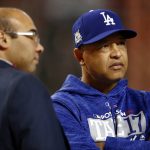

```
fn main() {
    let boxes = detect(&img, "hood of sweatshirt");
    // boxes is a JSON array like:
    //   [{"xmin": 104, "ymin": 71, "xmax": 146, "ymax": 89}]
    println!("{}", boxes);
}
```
[{"xmin": 56, "ymin": 74, "xmax": 127, "ymax": 97}]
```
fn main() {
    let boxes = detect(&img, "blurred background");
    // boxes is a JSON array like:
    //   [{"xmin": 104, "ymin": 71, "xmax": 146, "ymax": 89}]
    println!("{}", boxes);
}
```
[{"xmin": 0, "ymin": 0, "xmax": 150, "ymax": 94}]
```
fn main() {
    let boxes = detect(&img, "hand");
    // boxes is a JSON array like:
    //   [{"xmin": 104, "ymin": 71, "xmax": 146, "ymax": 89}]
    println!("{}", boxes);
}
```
[{"xmin": 96, "ymin": 141, "xmax": 105, "ymax": 150}]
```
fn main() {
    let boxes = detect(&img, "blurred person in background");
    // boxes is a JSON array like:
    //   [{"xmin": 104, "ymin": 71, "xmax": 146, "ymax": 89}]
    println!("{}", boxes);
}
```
[
  {"xmin": 0, "ymin": 7, "xmax": 69, "ymax": 150},
  {"xmin": 52, "ymin": 9, "xmax": 150, "ymax": 150}
]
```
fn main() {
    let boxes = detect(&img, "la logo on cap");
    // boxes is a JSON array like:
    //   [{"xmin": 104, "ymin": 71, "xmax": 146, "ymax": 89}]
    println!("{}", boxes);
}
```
[{"xmin": 100, "ymin": 12, "xmax": 116, "ymax": 26}]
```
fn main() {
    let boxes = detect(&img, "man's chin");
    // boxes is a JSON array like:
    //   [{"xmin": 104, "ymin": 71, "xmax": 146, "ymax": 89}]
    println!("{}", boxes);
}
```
[
  {"xmin": 108, "ymin": 77, "xmax": 124, "ymax": 85},
  {"xmin": 24, "ymin": 65, "xmax": 37, "ymax": 73}
]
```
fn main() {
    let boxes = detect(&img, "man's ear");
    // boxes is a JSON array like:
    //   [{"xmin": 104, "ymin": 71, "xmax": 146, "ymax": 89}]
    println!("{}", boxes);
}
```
[
  {"xmin": 74, "ymin": 48, "xmax": 83, "ymax": 62},
  {"xmin": 73, "ymin": 48, "xmax": 85, "ymax": 66},
  {"xmin": 0, "ymin": 31, "xmax": 9, "ymax": 50}
]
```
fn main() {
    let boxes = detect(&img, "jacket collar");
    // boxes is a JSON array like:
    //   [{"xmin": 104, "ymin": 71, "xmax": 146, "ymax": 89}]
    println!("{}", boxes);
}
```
[{"xmin": 0, "ymin": 60, "xmax": 13, "ymax": 68}]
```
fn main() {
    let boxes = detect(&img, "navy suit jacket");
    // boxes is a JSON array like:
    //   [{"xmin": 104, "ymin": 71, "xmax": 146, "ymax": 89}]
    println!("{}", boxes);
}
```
[{"xmin": 0, "ymin": 60, "xmax": 68, "ymax": 150}]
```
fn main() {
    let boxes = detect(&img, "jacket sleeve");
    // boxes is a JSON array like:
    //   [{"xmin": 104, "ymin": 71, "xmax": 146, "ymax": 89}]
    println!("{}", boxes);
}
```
[
  {"xmin": 104, "ymin": 92, "xmax": 150, "ymax": 150},
  {"xmin": 8, "ymin": 74, "xmax": 68, "ymax": 150},
  {"xmin": 53, "ymin": 100, "xmax": 100, "ymax": 150},
  {"xmin": 105, "ymin": 137, "xmax": 150, "ymax": 150}
]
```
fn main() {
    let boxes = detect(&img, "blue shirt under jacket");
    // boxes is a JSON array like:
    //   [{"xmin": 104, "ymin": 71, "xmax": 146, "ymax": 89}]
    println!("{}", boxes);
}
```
[{"xmin": 51, "ymin": 74, "xmax": 150, "ymax": 150}]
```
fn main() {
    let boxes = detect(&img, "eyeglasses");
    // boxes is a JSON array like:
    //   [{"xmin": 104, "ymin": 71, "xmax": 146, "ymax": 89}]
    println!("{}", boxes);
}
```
[{"xmin": 5, "ymin": 30, "xmax": 40, "ymax": 45}]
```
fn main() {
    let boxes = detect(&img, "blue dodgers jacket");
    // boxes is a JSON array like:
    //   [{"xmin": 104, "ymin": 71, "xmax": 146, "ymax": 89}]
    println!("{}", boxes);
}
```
[{"xmin": 52, "ymin": 74, "xmax": 150, "ymax": 150}]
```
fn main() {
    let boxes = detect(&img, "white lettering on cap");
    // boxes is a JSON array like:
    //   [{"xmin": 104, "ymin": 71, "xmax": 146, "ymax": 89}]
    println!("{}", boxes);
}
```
[{"xmin": 100, "ymin": 12, "xmax": 116, "ymax": 26}]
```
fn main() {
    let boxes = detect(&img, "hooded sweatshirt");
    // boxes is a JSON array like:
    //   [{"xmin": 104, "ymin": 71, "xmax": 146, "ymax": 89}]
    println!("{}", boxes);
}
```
[{"xmin": 51, "ymin": 74, "xmax": 150, "ymax": 150}]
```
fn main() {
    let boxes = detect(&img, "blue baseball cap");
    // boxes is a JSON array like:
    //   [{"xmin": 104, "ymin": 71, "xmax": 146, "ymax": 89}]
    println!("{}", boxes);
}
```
[{"xmin": 72, "ymin": 9, "xmax": 137, "ymax": 48}]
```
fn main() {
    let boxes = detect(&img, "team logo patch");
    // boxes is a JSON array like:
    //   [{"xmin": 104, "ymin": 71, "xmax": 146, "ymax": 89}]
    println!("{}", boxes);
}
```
[{"xmin": 74, "ymin": 29, "xmax": 82, "ymax": 44}]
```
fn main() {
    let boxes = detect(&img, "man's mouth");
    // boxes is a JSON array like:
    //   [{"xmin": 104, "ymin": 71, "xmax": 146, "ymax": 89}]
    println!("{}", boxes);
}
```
[{"xmin": 109, "ymin": 62, "xmax": 124, "ymax": 70}]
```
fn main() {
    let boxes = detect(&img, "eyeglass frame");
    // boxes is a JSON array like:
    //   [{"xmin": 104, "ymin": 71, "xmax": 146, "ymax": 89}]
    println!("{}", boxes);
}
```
[{"xmin": 5, "ymin": 30, "xmax": 40, "ymax": 45}]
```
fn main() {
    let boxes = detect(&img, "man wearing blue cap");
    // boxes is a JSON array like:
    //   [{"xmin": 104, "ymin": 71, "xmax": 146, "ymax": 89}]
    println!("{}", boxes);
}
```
[{"xmin": 52, "ymin": 9, "xmax": 150, "ymax": 150}]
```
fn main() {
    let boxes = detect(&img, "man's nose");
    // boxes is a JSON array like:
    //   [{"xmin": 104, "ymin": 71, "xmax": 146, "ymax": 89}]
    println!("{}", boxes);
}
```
[
  {"xmin": 36, "ymin": 43, "xmax": 44, "ymax": 53},
  {"xmin": 110, "ymin": 43, "xmax": 121, "ymax": 58}
]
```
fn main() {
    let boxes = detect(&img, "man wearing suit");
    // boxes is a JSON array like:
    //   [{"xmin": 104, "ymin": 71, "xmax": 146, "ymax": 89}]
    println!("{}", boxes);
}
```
[{"xmin": 0, "ymin": 7, "xmax": 68, "ymax": 150}]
